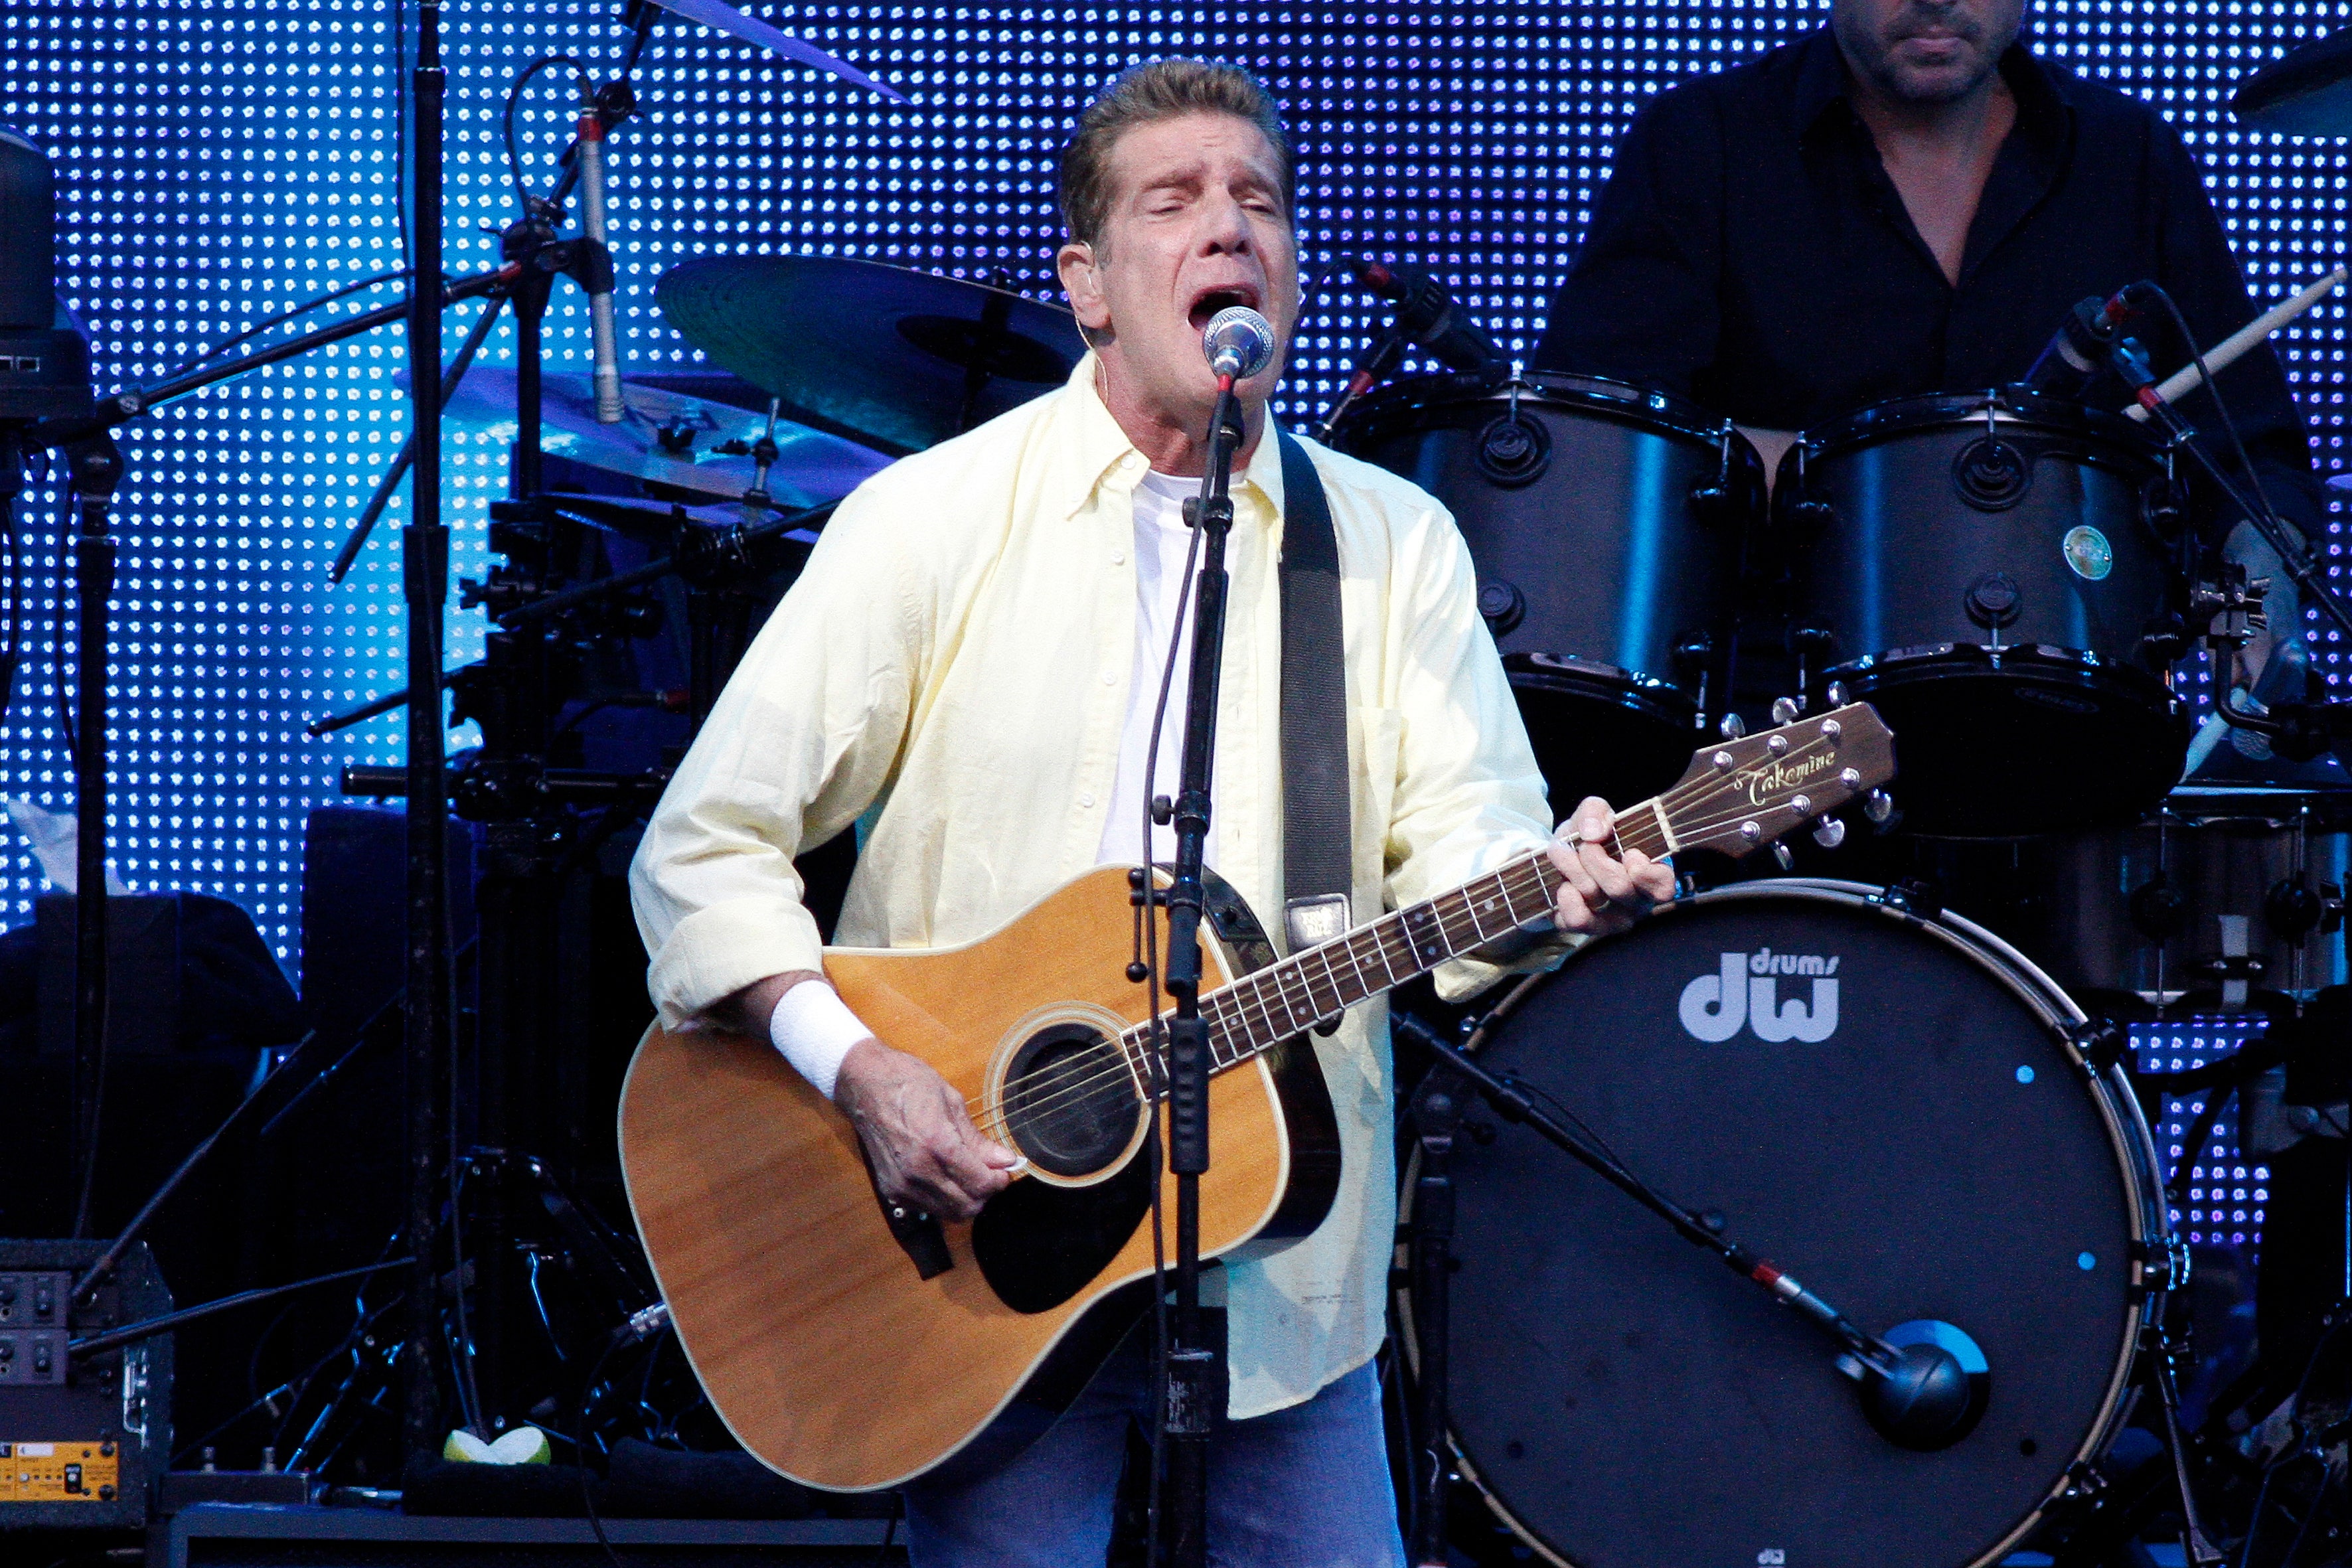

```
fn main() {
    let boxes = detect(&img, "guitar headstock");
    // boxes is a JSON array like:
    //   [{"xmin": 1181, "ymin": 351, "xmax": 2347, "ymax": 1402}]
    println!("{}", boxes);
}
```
[{"xmin": 1659, "ymin": 703, "xmax": 1897, "ymax": 858}]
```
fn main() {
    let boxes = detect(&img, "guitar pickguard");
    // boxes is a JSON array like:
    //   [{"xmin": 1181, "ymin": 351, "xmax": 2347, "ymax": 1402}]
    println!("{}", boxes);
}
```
[{"xmin": 971, "ymin": 1148, "xmax": 1155, "ymax": 1314}]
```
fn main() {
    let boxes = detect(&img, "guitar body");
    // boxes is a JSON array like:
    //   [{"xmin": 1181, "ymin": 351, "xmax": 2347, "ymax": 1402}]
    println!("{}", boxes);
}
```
[{"xmin": 618, "ymin": 864, "xmax": 1342, "ymax": 1492}]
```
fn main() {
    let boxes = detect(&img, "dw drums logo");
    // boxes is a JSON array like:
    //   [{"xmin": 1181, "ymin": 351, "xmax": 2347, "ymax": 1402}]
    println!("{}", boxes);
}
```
[{"xmin": 1678, "ymin": 949, "xmax": 1840, "ymax": 1044}]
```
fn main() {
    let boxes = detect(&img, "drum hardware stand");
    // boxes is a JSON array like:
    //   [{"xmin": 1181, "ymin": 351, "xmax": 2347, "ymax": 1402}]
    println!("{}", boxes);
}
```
[
  {"xmin": 2100, "ymin": 304, "xmax": 2352, "ymax": 648},
  {"xmin": 1312, "ymin": 316, "xmax": 1411, "ymax": 441},
  {"xmin": 2142, "ymin": 1308, "xmax": 2230, "ymax": 1567},
  {"xmin": 1401, "ymin": 1038, "xmax": 1475, "ymax": 1568},
  {"xmin": 1389, "ymin": 1010, "xmax": 1982, "ymax": 1452},
  {"xmin": 331, "ymin": 0, "xmax": 663, "ymax": 584}
]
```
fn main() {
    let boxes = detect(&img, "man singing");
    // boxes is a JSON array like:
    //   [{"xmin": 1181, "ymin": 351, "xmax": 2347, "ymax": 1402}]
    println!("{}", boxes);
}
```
[
  {"xmin": 1537, "ymin": 0, "xmax": 2325, "ymax": 757},
  {"xmin": 631, "ymin": 58, "xmax": 1672, "ymax": 1566}
]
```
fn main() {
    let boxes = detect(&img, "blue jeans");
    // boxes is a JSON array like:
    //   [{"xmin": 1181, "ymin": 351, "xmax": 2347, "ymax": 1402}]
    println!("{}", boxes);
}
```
[{"xmin": 901, "ymin": 1330, "xmax": 1407, "ymax": 1568}]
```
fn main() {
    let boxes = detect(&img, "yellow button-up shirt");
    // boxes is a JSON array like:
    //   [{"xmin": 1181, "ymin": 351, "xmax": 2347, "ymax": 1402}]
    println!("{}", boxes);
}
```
[{"xmin": 630, "ymin": 354, "xmax": 1557, "ymax": 1418}]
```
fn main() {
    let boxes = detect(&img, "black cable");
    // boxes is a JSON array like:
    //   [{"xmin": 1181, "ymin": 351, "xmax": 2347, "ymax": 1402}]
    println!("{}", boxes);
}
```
[
  {"xmin": 573, "ymin": 1328, "xmax": 651, "ymax": 1568},
  {"xmin": 2132, "ymin": 279, "xmax": 2287, "ymax": 542},
  {"xmin": 505, "ymin": 54, "xmax": 593, "ymax": 209},
  {"xmin": 156, "ymin": 270, "xmax": 414, "ymax": 385},
  {"xmin": 50, "ymin": 483, "xmax": 74, "ymax": 763},
  {"xmin": 872, "ymin": 1514, "xmax": 898, "ymax": 1565},
  {"xmin": 391, "ymin": 0, "xmax": 410, "ymax": 274},
  {"xmin": 1, "ymin": 468, "xmax": 21, "ymax": 731},
  {"xmin": 444, "ymin": 1157, "xmax": 485, "ymax": 1438}
]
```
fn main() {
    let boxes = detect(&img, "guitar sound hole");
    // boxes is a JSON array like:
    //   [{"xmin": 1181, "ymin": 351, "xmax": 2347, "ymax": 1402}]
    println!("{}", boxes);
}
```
[{"xmin": 1002, "ymin": 1023, "xmax": 1143, "ymax": 1178}]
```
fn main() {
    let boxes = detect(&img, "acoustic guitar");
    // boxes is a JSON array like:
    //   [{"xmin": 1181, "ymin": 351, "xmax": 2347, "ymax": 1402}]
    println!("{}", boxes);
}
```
[{"xmin": 618, "ymin": 703, "xmax": 1896, "ymax": 1490}]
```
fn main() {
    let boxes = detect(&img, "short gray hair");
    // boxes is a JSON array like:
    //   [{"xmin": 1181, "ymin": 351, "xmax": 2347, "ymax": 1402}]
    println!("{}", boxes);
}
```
[{"xmin": 1058, "ymin": 59, "xmax": 1295, "ymax": 248}]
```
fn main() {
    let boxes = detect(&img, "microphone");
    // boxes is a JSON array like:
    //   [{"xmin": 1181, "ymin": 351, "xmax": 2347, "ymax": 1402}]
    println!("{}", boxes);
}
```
[
  {"xmin": 574, "ymin": 109, "xmax": 625, "ymax": 424},
  {"xmin": 1352, "ymin": 260, "xmax": 1504, "ymax": 373},
  {"xmin": 1202, "ymin": 305, "xmax": 1277, "ymax": 381},
  {"xmin": 2022, "ymin": 285, "xmax": 2136, "ymax": 398}
]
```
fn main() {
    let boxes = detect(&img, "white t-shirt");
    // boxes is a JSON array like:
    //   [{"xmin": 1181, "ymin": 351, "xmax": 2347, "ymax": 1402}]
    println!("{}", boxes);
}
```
[{"xmin": 1095, "ymin": 467, "xmax": 1218, "ymax": 871}]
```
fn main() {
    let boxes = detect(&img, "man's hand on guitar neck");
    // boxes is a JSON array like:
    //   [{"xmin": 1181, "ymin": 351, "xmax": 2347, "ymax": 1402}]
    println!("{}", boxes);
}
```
[
  {"xmin": 721, "ymin": 972, "xmax": 1020, "ymax": 1223},
  {"xmin": 1547, "ymin": 795, "xmax": 1676, "ymax": 937}
]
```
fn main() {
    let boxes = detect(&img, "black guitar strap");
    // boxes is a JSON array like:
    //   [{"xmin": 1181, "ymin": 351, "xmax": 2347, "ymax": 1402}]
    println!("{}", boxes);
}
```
[{"xmin": 1275, "ymin": 430, "xmax": 1353, "ymax": 958}]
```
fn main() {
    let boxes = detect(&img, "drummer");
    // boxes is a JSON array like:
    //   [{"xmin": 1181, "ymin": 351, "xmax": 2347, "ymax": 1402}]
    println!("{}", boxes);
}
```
[{"xmin": 1534, "ymin": 0, "xmax": 2325, "ymax": 752}]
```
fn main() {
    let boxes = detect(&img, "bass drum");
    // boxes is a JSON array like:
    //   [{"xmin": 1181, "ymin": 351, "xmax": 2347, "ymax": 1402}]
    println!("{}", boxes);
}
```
[
  {"xmin": 1775, "ymin": 388, "xmax": 2187, "ymax": 836},
  {"xmin": 1331, "ymin": 370, "xmax": 1761, "ymax": 807},
  {"xmin": 1408, "ymin": 880, "xmax": 2169, "ymax": 1568}
]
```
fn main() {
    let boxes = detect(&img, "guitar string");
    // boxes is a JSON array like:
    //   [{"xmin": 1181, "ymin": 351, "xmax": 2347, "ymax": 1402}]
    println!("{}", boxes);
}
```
[
  {"xmin": 980, "ymin": 757, "xmax": 1863, "ymax": 1137},
  {"xmin": 973, "ymin": 732, "xmax": 1872, "ymax": 1133},
  {"xmin": 975, "ymin": 737, "xmax": 1872, "ymax": 1136}
]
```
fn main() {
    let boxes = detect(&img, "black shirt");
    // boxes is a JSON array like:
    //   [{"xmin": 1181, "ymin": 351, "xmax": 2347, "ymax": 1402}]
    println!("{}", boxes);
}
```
[{"xmin": 1534, "ymin": 25, "xmax": 2323, "ymax": 540}]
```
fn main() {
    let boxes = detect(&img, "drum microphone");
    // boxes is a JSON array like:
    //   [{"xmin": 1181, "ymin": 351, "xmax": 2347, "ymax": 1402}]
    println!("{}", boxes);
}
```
[
  {"xmin": 1201, "ymin": 304, "xmax": 1277, "ymax": 381},
  {"xmin": 2021, "ymin": 285, "xmax": 2138, "ymax": 397},
  {"xmin": 1352, "ymin": 259, "xmax": 1505, "ymax": 373},
  {"xmin": 574, "ymin": 108, "xmax": 625, "ymax": 424}
]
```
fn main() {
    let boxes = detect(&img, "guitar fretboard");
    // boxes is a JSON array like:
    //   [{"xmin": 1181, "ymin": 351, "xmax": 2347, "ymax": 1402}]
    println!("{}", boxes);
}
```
[{"xmin": 1124, "ymin": 807, "xmax": 1676, "ymax": 1079}]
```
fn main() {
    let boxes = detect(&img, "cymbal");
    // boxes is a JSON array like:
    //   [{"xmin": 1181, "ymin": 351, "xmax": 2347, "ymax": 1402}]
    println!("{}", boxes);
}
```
[
  {"xmin": 2233, "ymin": 27, "xmax": 2352, "ymax": 136},
  {"xmin": 428, "ymin": 366, "xmax": 893, "ymax": 505},
  {"xmin": 542, "ymin": 491, "xmax": 815, "ymax": 545},
  {"xmin": 655, "ymin": 256, "xmax": 1087, "ymax": 454}
]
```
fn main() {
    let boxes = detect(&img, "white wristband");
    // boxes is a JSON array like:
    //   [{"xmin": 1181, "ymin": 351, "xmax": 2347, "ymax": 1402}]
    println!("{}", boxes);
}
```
[{"xmin": 768, "ymin": 980, "xmax": 874, "ymax": 1102}]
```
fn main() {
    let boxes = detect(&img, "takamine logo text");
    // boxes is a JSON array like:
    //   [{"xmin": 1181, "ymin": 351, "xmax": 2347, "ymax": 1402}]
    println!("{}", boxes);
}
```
[{"xmin": 1678, "ymin": 949, "xmax": 1840, "ymax": 1044}]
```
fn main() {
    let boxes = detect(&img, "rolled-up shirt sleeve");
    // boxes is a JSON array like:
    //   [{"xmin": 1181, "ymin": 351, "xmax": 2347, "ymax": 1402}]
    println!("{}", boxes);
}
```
[{"xmin": 629, "ymin": 483, "xmax": 921, "ymax": 1028}]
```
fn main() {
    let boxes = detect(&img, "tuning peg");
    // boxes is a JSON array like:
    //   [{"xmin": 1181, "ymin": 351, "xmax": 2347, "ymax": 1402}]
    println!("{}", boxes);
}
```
[
  {"xmin": 1863, "ymin": 789, "xmax": 1895, "ymax": 824},
  {"xmin": 1812, "ymin": 817, "xmax": 1847, "ymax": 849},
  {"xmin": 1826, "ymin": 680, "xmax": 1849, "ymax": 707},
  {"xmin": 1717, "ymin": 712, "xmax": 1747, "ymax": 740},
  {"xmin": 1770, "ymin": 696, "xmax": 1801, "ymax": 726},
  {"xmin": 1772, "ymin": 842, "xmax": 1795, "ymax": 871}
]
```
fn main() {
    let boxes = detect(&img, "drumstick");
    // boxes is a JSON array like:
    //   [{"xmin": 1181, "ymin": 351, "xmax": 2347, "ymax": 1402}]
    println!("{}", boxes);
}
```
[{"xmin": 2124, "ymin": 264, "xmax": 2347, "ymax": 420}]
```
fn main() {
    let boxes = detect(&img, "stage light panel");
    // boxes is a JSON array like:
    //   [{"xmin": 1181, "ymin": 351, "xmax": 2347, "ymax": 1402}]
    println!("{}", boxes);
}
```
[{"xmin": 0, "ymin": 0, "xmax": 2348, "ymax": 1241}]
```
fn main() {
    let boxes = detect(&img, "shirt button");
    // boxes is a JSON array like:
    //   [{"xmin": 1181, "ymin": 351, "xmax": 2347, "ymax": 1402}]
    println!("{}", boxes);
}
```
[
  {"xmin": 1121, "ymin": 454, "xmax": 1141, "ymax": 471},
  {"xmin": 1101, "ymin": 671, "xmax": 1117, "ymax": 686},
  {"xmin": 1110, "ymin": 549, "xmax": 1126, "ymax": 565},
  {"xmin": 1079, "ymin": 793, "xmax": 1096, "ymax": 808}
]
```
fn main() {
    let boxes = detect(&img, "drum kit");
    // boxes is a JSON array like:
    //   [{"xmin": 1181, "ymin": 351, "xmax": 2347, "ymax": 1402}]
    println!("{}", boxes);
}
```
[{"xmin": 1328, "ymin": 357, "xmax": 2291, "ymax": 1568}]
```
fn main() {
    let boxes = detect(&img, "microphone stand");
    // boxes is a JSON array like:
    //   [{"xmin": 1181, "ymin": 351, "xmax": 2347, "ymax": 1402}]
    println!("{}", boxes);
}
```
[{"xmin": 1157, "ymin": 372, "xmax": 1247, "ymax": 1568}]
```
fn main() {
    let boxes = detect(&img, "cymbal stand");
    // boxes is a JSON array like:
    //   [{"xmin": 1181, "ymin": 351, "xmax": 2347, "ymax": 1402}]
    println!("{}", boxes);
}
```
[
  {"xmin": 402, "ymin": 0, "xmax": 451, "ymax": 1460},
  {"xmin": 59, "ymin": 430, "xmax": 122, "ymax": 1241}
]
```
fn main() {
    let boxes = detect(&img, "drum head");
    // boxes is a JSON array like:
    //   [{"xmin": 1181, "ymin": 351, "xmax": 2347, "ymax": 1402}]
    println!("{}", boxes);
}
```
[{"xmin": 1439, "ymin": 884, "xmax": 2152, "ymax": 1568}]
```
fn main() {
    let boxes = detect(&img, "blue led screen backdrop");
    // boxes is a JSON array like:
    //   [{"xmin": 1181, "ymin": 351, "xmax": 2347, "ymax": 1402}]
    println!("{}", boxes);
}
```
[{"xmin": 2, "ymin": 0, "xmax": 2347, "ymax": 1253}]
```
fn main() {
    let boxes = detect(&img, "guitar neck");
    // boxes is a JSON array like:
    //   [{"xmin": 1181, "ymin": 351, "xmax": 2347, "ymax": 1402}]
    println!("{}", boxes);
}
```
[{"xmin": 1125, "ymin": 805, "xmax": 1674, "ymax": 1077}]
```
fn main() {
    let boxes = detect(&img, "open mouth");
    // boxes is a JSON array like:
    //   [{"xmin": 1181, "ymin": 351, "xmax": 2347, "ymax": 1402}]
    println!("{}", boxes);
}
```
[{"xmin": 1187, "ymin": 285, "xmax": 1260, "ymax": 331}]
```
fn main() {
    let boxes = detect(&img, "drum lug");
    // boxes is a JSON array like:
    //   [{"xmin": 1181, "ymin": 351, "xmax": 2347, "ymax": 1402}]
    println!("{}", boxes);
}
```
[
  {"xmin": 1867, "ymin": 878, "xmax": 1940, "ymax": 920},
  {"xmin": 2322, "ymin": 882, "xmax": 2345, "ymax": 937},
  {"xmin": 2128, "ymin": 1233, "xmax": 2193, "ymax": 1296},
  {"xmin": 2064, "ymin": 1017, "xmax": 2129, "ymax": 1074},
  {"xmin": 2059, "ymin": 1457, "xmax": 2113, "ymax": 1503}
]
